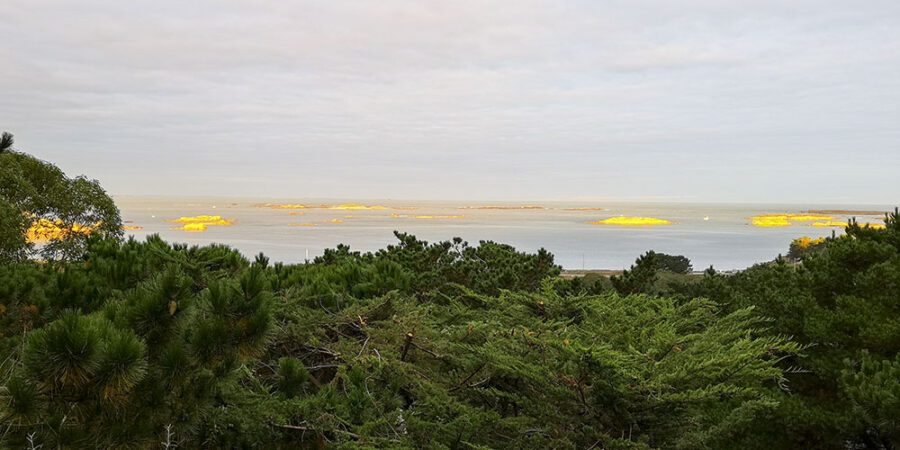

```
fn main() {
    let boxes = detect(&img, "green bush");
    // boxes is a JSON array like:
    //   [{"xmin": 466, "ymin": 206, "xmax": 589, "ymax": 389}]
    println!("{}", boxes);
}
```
[{"xmin": 668, "ymin": 210, "xmax": 900, "ymax": 449}]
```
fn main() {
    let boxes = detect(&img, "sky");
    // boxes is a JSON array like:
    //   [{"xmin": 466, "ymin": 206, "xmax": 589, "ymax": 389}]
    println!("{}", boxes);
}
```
[{"xmin": 2, "ymin": 1, "xmax": 899, "ymax": 204}]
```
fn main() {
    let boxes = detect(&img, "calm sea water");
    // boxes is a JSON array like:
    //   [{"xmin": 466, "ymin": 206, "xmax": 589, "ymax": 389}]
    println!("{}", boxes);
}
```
[{"xmin": 115, "ymin": 197, "xmax": 892, "ymax": 271}]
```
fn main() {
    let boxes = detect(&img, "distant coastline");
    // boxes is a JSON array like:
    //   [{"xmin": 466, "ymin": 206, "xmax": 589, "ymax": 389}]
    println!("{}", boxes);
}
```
[{"xmin": 807, "ymin": 209, "xmax": 887, "ymax": 215}]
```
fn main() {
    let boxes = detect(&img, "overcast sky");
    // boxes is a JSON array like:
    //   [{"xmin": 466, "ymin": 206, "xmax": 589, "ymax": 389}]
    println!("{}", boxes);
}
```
[{"xmin": 2, "ymin": 1, "xmax": 898, "ymax": 203}]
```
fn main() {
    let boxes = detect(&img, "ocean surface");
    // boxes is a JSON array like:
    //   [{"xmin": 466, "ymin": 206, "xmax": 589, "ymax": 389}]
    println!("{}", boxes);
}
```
[{"xmin": 115, "ymin": 197, "xmax": 892, "ymax": 271}]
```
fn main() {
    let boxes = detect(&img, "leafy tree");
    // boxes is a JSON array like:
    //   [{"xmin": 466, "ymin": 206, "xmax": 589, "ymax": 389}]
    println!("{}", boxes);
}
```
[
  {"xmin": 787, "ymin": 236, "xmax": 827, "ymax": 261},
  {"xmin": 0, "ymin": 198, "xmax": 28, "ymax": 262},
  {"xmin": 0, "ymin": 131, "xmax": 122, "ymax": 261},
  {"xmin": 655, "ymin": 252, "xmax": 692, "ymax": 274}
]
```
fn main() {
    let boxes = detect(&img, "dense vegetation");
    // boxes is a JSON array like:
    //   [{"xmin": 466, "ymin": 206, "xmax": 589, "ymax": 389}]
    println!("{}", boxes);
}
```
[
  {"xmin": 0, "ymin": 136, "xmax": 897, "ymax": 448},
  {"xmin": 3, "ymin": 216, "xmax": 895, "ymax": 449},
  {"xmin": 665, "ymin": 214, "xmax": 900, "ymax": 449},
  {"xmin": 786, "ymin": 235, "xmax": 828, "ymax": 261},
  {"xmin": 1, "ymin": 233, "xmax": 801, "ymax": 449}
]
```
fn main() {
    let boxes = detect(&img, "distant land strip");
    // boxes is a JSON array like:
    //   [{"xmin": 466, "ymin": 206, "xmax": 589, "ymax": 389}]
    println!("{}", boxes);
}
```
[
  {"xmin": 457, "ymin": 206, "xmax": 545, "ymax": 210},
  {"xmin": 808, "ymin": 209, "xmax": 886, "ymax": 215}
]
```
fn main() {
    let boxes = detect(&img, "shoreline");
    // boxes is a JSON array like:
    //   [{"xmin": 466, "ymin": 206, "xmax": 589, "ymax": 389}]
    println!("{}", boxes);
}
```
[{"xmin": 561, "ymin": 269, "xmax": 739, "ymax": 278}]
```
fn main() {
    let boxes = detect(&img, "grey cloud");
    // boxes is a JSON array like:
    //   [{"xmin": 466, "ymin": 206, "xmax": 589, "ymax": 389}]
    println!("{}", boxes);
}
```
[{"xmin": 1, "ymin": 0, "xmax": 899, "ymax": 203}]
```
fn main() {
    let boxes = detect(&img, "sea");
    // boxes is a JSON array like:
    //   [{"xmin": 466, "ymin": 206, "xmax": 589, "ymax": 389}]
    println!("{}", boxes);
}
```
[{"xmin": 115, "ymin": 197, "xmax": 893, "ymax": 271}]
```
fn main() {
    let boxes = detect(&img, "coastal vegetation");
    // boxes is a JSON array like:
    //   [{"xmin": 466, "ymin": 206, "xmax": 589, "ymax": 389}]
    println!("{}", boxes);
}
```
[
  {"xmin": 2, "ymin": 212, "xmax": 897, "ymax": 449},
  {"xmin": 1, "ymin": 137, "xmax": 898, "ymax": 449},
  {"xmin": 787, "ymin": 236, "xmax": 827, "ymax": 260},
  {"xmin": 1, "ymin": 231, "xmax": 801, "ymax": 449}
]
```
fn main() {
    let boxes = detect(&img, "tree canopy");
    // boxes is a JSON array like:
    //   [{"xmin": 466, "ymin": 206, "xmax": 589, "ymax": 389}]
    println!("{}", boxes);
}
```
[
  {"xmin": 655, "ymin": 252, "xmax": 692, "ymax": 274},
  {"xmin": 0, "ymin": 132, "xmax": 122, "ymax": 260}
]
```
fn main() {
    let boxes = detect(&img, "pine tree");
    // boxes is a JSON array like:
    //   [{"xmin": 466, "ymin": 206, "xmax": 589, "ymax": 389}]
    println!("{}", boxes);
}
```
[
  {"xmin": 0, "ymin": 131, "xmax": 13, "ymax": 154},
  {"xmin": 0, "ymin": 261, "xmax": 272, "ymax": 448},
  {"xmin": 611, "ymin": 251, "xmax": 659, "ymax": 295}
]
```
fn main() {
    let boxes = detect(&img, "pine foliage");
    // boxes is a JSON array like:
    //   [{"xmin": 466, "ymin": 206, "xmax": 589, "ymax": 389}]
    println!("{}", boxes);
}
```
[
  {"xmin": 0, "ymin": 233, "xmax": 799, "ymax": 449},
  {"xmin": 669, "ymin": 209, "xmax": 900, "ymax": 448},
  {"xmin": 611, "ymin": 251, "xmax": 660, "ymax": 295},
  {"xmin": 0, "ymin": 239, "xmax": 270, "ymax": 448}
]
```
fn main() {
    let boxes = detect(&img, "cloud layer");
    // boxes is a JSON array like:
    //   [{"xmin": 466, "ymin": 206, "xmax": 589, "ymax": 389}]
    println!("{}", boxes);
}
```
[{"xmin": 2, "ymin": 0, "xmax": 899, "ymax": 203}]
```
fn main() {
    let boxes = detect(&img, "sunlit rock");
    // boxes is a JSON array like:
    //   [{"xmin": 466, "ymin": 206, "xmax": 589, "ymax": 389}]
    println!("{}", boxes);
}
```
[
  {"xmin": 588, "ymin": 217, "xmax": 675, "ymax": 226},
  {"xmin": 748, "ymin": 214, "xmax": 833, "ymax": 227},
  {"xmin": 167, "ymin": 215, "xmax": 235, "ymax": 226},
  {"xmin": 166, "ymin": 215, "xmax": 236, "ymax": 232},
  {"xmin": 171, "ymin": 223, "xmax": 207, "ymax": 232},
  {"xmin": 326, "ymin": 203, "xmax": 387, "ymax": 210},
  {"xmin": 810, "ymin": 221, "xmax": 847, "ymax": 228},
  {"xmin": 749, "ymin": 216, "xmax": 793, "ymax": 227}
]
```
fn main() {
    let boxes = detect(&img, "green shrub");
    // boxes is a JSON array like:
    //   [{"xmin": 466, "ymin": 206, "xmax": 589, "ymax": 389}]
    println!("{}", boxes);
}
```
[{"xmin": 669, "ymin": 209, "xmax": 900, "ymax": 449}]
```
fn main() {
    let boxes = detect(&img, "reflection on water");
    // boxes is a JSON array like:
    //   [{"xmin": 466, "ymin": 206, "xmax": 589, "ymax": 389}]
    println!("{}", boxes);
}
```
[{"xmin": 115, "ymin": 197, "xmax": 891, "ymax": 271}]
